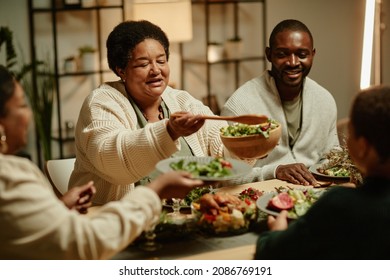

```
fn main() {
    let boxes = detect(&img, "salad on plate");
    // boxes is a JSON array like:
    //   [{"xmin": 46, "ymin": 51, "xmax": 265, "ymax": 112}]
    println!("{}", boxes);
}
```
[
  {"xmin": 257, "ymin": 188, "xmax": 325, "ymax": 219},
  {"xmin": 169, "ymin": 157, "xmax": 233, "ymax": 178}
]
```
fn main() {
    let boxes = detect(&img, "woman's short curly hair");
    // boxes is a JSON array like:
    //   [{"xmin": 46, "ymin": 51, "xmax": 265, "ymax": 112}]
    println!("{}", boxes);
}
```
[
  {"xmin": 106, "ymin": 20, "xmax": 170, "ymax": 77},
  {"xmin": 351, "ymin": 85, "xmax": 390, "ymax": 163}
]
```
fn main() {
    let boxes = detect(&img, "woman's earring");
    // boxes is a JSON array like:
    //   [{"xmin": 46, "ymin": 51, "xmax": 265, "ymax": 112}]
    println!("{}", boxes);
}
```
[{"xmin": 0, "ymin": 127, "xmax": 8, "ymax": 154}]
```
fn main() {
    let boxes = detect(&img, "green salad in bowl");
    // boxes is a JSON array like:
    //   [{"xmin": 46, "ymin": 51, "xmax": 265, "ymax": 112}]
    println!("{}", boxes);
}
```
[{"xmin": 220, "ymin": 120, "xmax": 282, "ymax": 159}]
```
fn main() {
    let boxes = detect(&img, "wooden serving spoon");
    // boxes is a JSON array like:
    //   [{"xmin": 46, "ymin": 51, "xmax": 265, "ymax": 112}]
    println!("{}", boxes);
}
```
[{"xmin": 171, "ymin": 112, "xmax": 269, "ymax": 125}]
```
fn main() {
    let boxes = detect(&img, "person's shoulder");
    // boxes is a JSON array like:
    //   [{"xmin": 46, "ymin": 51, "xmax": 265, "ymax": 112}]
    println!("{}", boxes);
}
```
[
  {"xmin": 163, "ymin": 86, "xmax": 187, "ymax": 96},
  {"xmin": 304, "ymin": 77, "xmax": 333, "ymax": 95},
  {"xmin": 238, "ymin": 74, "xmax": 266, "ymax": 90},
  {"xmin": 163, "ymin": 86, "xmax": 198, "ymax": 102},
  {"xmin": 82, "ymin": 81, "xmax": 129, "ymax": 107},
  {"xmin": 0, "ymin": 154, "xmax": 41, "ymax": 180},
  {"xmin": 227, "ymin": 74, "xmax": 267, "ymax": 101},
  {"xmin": 316, "ymin": 186, "xmax": 357, "ymax": 204},
  {"xmin": 304, "ymin": 77, "xmax": 336, "ymax": 103},
  {"xmin": 0, "ymin": 154, "xmax": 33, "ymax": 167}
]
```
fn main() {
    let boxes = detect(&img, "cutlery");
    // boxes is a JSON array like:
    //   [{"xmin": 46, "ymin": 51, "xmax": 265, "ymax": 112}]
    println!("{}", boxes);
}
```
[
  {"xmin": 171, "ymin": 112, "xmax": 269, "ymax": 125},
  {"xmin": 313, "ymin": 181, "xmax": 332, "ymax": 188}
]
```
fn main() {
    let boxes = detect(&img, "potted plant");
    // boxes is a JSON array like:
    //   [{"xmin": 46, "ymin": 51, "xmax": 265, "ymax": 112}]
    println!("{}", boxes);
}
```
[
  {"xmin": 63, "ymin": 55, "xmax": 77, "ymax": 73},
  {"xmin": 78, "ymin": 45, "xmax": 97, "ymax": 71},
  {"xmin": 224, "ymin": 36, "xmax": 242, "ymax": 59}
]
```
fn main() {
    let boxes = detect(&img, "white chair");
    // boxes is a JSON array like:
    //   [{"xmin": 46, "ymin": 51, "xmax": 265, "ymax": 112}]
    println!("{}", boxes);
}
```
[{"xmin": 44, "ymin": 158, "xmax": 76, "ymax": 198}]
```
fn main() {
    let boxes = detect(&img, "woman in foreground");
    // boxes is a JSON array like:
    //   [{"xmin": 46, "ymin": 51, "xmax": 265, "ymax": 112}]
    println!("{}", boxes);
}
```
[
  {"xmin": 255, "ymin": 85, "xmax": 390, "ymax": 259},
  {"xmin": 0, "ymin": 65, "xmax": 204, "ymax": 259}
]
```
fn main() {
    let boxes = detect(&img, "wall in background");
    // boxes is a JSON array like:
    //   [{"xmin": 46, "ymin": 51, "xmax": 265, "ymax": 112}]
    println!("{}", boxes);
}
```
[
  {"xmin": 1, "ymin": 0, "xmax": 389, "ymax": 161},
  {"xmin": 383, "ymin": 0, "xmax": 390, "ymax": 85}
]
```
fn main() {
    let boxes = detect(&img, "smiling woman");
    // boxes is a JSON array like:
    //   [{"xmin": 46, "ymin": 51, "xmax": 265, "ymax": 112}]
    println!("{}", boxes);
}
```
[{"xmin": 68, "ymin": 20, "xmax": 250, "ymax": 205}]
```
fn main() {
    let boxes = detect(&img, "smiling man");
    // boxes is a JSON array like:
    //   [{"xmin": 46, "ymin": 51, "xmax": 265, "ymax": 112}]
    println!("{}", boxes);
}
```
[{"xmin": 221, "ymin": 19, "xmax": 339, "ymax": 186}]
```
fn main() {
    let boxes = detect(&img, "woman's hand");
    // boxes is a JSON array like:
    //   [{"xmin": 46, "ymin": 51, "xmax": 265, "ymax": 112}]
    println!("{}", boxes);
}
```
[
  {"xmin": 148, "ymin": 171, "xmax": 204, "ymax": 199},
  {"xmin": 167, "ymin": 112, "xmax": 205, "ymax": 141},
  {"xmin": 61, "ymin": 181, "xmax": 96, "ymax": 214},
  {"xmin": 267, "ymin": 210, "xmax": 289, "ymax": 231}
]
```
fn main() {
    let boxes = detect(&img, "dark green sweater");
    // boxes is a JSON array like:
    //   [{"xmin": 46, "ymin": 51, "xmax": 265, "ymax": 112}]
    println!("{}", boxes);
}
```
[{"xmin": 255, "ymin": 177, "xmax": 390, "ymax": 259}]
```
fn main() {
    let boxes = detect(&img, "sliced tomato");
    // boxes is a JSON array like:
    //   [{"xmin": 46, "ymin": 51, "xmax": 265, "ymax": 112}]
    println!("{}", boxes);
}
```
[
  {"xmin": 260, "ymin": 123, "xmax": 271, "ymax": 131},
  {"xmin": 220, "ymin": 159, "xmax": 233, "ymax": 168},
  {"xmin": 267, "ymin": 193, "xmax": 294, "ymax": 211},
  {"xmin": 244, "ymin": 198, "xmax": 252, "ymax": 206}
]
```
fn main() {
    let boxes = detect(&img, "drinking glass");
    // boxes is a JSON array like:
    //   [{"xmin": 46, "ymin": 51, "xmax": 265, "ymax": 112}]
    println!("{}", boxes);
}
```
[
  {"xmin": 167, "ymin": 198, "xmax": 186, "ymax": 224},
  {"xmin": 139, "ymin": 217, "xmax": 161, "ymax": 251}
]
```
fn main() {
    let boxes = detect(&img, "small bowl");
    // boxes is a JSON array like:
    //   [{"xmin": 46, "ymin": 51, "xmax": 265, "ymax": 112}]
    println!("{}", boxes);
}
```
[{"xmin": 221, "ymin": 124, "xmax": 282, "ymax": 159}]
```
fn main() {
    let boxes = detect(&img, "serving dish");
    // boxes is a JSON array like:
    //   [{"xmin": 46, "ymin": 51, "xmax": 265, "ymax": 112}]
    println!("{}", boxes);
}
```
[{"xmin": 220, "ymin": 122, "xmax": 281, "ymax": 159}]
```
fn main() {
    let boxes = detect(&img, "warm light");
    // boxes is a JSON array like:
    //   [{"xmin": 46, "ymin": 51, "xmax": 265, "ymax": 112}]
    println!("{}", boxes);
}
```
[
  {"xmin": 133, "ymin": 0, "xmax": 193, "ymax": 43},
  {"xmin": 360, "ymin": 0, "xmax": 376, "ymax": 89}
]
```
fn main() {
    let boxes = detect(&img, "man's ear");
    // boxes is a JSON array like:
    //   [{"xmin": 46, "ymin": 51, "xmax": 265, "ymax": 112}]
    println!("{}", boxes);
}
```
[
  {"xmin": 116, "ymin": 67, "xmax": 125, "ymax": 81},
  {"xmin": 265, "ymin": 47, "xmax": 272, "ymax": 62}
]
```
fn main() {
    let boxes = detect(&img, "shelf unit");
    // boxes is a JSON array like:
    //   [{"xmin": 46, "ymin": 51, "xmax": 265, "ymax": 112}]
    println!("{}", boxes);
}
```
[
  {"xmin": 27, "ymin": 0, "xmax": 124, "ymax": 163},
  {"xmin": 181, "ymin": 0, "xmax": 267, "ymax": 114}
]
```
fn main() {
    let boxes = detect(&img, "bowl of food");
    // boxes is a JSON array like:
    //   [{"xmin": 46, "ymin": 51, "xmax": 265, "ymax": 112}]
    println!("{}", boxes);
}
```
[{"xmin": 220, "ymin": 120, "xmax": 282, "ymax": 159}]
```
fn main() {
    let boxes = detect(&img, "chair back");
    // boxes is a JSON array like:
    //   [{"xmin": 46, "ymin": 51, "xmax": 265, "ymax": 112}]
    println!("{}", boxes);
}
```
[{"xmin": 44, "ymin": 158, "xmax": 76, "ymax": 197}]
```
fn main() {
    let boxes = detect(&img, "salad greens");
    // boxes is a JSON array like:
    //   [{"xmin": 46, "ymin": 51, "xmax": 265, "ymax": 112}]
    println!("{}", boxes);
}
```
[
  {"xmin": 220, "ymin": 120, "xmax": 279, "ymax": 138},
  {"xmin": 320, "ymin": 165, "xmax": 350, "ymax": 177},
  {"xmin": 320, "ymin": 143, "xmax": 362, "ymax": 184},
  {"xmin": 184, "ymin": 186, "xmax": 213, "ymax": 206},
  {"xmin": 285, "ymin": 189, "xmax": 325, "ymax": 219},
  {"xmin": 169, "ymin": 157, "xmax": 233, "ymax": 178}
]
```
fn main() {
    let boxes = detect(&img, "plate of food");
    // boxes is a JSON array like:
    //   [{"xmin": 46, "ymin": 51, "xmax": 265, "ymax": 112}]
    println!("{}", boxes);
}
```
[
  {"xmin": 256, "ymin": 188, "xmax": 325, "ymax": 219},
  {"xmin": 309, "ymin": 163, "xmax": 350, "ymax": 180},
  {"xmin": 156, "ymin": 156, "xmax": 252, "ymax": 181},
  {"xmin": 191, "ymin": 190, "xmax": 260, "ymax": 235}
]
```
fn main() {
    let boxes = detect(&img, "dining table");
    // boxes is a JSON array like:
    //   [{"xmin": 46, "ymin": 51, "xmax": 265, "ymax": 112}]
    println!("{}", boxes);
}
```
[{"xmin": 110, "ymin": 178, "xmax": 336, "ymax": 260}]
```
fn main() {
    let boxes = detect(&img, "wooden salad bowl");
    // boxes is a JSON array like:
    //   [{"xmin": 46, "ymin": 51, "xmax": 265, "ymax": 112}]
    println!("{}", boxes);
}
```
[{"xmin": 221, "ymin": 124, "xmax": 282, "ymax": 159}]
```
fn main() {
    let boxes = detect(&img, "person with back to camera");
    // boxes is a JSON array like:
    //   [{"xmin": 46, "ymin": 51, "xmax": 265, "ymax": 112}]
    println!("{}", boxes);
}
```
[
  {"xmin": 68, "ymin": 20, "xmax": 248, "ymax": 205},
  {"xmin": 0, "ymin": 64, "xmax": 205, "ymax": 259},
  {"xmin": 221, "ymin": 19, "xmax": 339, "ymax": 186},
  {"xmin": 255, "ymin": 85, "xmax": 390, "ymax": 259}
]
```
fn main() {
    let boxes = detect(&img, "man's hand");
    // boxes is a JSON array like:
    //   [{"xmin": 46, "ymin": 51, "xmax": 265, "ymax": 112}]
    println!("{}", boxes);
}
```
[
  {"xmin": 276, "ymin": 163, "xmax": 318, "ymax": 186},
  {"xmin": 267, "ymin": 210, "xmax": 289, "ymax": 231},
  {"xmin": 61, "ymin": 181, "xmax": 96, "ymax": 214}
]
